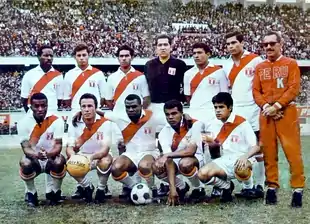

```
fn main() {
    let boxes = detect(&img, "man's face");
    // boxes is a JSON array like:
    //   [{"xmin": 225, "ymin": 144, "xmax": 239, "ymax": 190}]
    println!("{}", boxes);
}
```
[
  {"xmin": 39, "ymin": 48, "xmax": 53, "ymax": 67},
  {"xmin": 263, "ymin": 34, "xmax": 282, "ymax": 59},
  {"xmin": 165, "ymin": 107, "xmax": 182, "ymax": 127},
  {"xmin": 125, "ymin": 99, "xmax": 142, "ymax": 119},
  {"xmin": 214, "ymin": 103, "xmax": 231, "ymax": 121},
  {"xmin": 226, "ymin": 36, "xmax": 243, "ymax": 55},
  {"xmin": 31, "ymin": 99, "xmax": 48, "ymax": 122},
  {"xmin": 75, "ymin": 49, "xmax": 89, "ymax": 67},
  {"xmin": 118, "ymin": 50, "xmax": 132, "ymax": 68},
  {"xmin": 193, "ymin": 48, "xmax": 209, "ymax": 66},
  {"xmin": 80, "ymin": 98, "xmax": 96, "ymax": 120},
  {"xmin": 156, "ymin": 38, "xmax": 171, "ymax": 58}
]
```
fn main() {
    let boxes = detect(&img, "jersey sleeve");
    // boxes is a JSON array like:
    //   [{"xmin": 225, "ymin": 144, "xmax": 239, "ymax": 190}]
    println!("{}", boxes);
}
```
[
  {"xmin": 104, "ymin": 76, "xmax": 114, "ymax": 101},
  {"xmin": 140, "ymin": 75, "xmax": 150, "ymax": 98},
  {"xmin": 219, "ymin": 69, "xmax": 229, "ymax": 92},
  {"xmin": 158, "ymin": 127, "xmax": 171, "ymax": 154},
  {"xmin": 53, "ymin": 118, "xmax": 64, "ymax": 139},
  {"xmin": 62, "ymin": 72, "xmax": 72, "ymax": 100},
  {"xmin": 20, "ymin": 72, "xmax": 31, "ymax": 99},
  {"xmin": 183, "ymin": 71, "xmax": 191, "ymax": 96}
]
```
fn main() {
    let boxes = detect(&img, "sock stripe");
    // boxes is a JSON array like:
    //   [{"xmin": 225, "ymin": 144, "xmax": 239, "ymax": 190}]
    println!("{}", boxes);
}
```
[
  {"xmin": 97, "ymin": 165, "xmax": 111, "ymax": 175},
  {"xmin": 50, "ymin": 167, "xmax": 67, "ymax": 179},
  {"xmin": 112, "ymin": 171, "xmax": 128, "ymax": 181},
  {"xmin": 138, "ymin": 170, "xmax": 153, "ymax": 179},
  {"xmin": 19, "ymin": 169, "xmax": 36, "ymax": 180},
  {"xmin": 179, "ymin": 166, "xmax": 197, "ymax": 177}
]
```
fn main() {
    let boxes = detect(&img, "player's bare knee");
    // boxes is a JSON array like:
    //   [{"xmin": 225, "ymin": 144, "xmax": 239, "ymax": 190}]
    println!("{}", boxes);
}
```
[
  {"xmin": 152, "ymin": 161, "xmax": 165, "ymax": 177},
  {"xmin": 178, "ymin": 158, "xmax": 196, "ymax": 175},
  {"xmin": 97, "ymin": 155, "xmax": 113, "ymax": 174},
  {"xmin": 198, "ymin": 165, "xmax": 213, "ymax": 182},
  {"xmin": 111, "ymin": 160, "xmax": 126, "ymax": 177},
  {"xmin": 19, "ymin": 157, "xmax": 39, "ymax": 180},
  {"xmin": 47, "ymin": 155, "xmax": 66, "ymax": 179},
  {"xmin": 19, "ymin": 157, "xmax": 32, "ymax": 169},
  {"xmin": 138, "ymin": 159, "xmax": 153, "ymax": 175}
]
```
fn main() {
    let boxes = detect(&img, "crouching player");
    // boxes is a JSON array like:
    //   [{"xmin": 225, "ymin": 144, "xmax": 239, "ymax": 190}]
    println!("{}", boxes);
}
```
[
  {"xmin": 198, "ymin": 92, "xmax": 260, "ymax": 202},
  {"xmin": 66, "ymin": 93, "xmax": 113, "ymax": 203},
  {"xmin": 18, "ymin": 93, "xmax": 66, "ymax": 207},
  {"xmin": 152, "ymin": 100, "xmax": 206, "ymax": 206},
  {"xmin": 104, "ymin": 94, "xmax": 161, "ymax": 200}
]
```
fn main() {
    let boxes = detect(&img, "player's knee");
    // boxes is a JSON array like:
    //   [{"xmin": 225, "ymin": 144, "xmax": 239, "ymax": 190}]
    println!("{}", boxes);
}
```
[
  {"xmin": 111, "ymin": 160, "xmax": 125, "ymax": 177},
  {"xmin": 138, "ymin": 159, "xmax": 153, "ymax": 176},
  {"xmin": 19, "ymin": 157, "xmax": 39, "ymax": 180},
  {"xmin": 178, "ymin": 158, "xmax": 196, "ymax": 176},
  {"xmin": 48, "ymin": 155, "xmax": 66, "ymax": 179},
  {"xmin": 198, "ymin": 166, "xmax": 212, "ymax": 182},
  {"xmin": 97, "ymin": 155, "xmax": 113, "ymax": 174}
]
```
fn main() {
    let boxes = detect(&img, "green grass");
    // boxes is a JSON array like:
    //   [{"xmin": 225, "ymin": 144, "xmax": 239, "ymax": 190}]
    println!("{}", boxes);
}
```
[{"xmin": 0, "ymin": 138, "xmax": 310, "ymax": 224}]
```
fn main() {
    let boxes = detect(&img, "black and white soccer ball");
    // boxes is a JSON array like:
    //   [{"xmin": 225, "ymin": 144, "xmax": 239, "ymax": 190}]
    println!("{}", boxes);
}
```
[{"xmin": 130, "ymin": 183, "xmax": 152, "ymax": 205}]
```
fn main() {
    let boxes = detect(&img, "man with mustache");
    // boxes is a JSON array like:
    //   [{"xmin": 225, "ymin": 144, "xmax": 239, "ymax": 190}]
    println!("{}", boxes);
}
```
[{"xmin": 253, "ymin": 31, "xmax": 305, "ymax": 208}]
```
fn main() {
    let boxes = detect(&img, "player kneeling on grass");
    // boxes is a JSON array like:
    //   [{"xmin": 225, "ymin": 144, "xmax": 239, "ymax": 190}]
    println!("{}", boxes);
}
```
[
  {"xmin": 18, "ymin": 93, "xmax": 66, "ymax": 207},
  {"xmin": 66, "ymin": 93, "xmax": 113, "ymax": 203},
  {"xmin": 198, "ymin": 92, "xmax": 260, "ymax": 203},
  {"xmin": 152, "ymin": 100, "xmax": 206, "ymax": 205}
]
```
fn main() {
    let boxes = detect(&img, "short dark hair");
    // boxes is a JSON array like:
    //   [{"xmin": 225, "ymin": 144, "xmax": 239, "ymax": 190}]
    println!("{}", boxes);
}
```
[
  {"xmin": 79, "ymin": 93, "xmax": 98, "ymax": 108},
  {"xmin": 212, "ymin": 92, "xmax": 233, "ymax": 109},
  {"xmin": 164, "ymin": 99, "xmax": 183, "ymax": 113},
  {"xmin": 125, "ymin": 94, "xmax": 142, "ymax": 105},
  {"xmin": 73, "ymin": 43, "xmax": 89, "ymax": 56},
  {"xmin": 116, "ymin": 45, "xmax": 135, "ymax": 57},
  {"xmin": 225, "ymin": 31, "xmax": 244, "ymax": 43},
  {"xmin": 155, "ymin": 34, "xmax": 172, "ymax": 46},
  {"xmin": 192, "ymin": 42, "xmax": 212, "ymax": 54},
  {"xmin": 265, "ymin": 31, "xmax": 282, "ymax": 43},
  {"xmin": 37, "ymin": 45, "xmax": 53, "ymax": 57},
  {"xmin": 30, "ymin": 92, "xmax": 48, "ymax": 105}
]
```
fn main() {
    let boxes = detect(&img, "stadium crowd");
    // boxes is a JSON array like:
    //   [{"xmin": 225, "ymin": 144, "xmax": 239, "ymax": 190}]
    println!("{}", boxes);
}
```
[{"xmin": 0, "ymin": 0, "xmax": 309, "ymax": 59}]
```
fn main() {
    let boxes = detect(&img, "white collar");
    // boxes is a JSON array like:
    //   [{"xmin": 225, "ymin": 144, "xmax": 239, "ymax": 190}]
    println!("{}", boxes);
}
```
[
  {"xmin": 118, "ymin": 66, "xmax": 135, "ymax": 75},
  {"xmin": 225, "ymin": 112, "xmax": 236, "ymax": 124},
  {"xmin": 35, "ymin": 65, "xmax": 55, "ymax": 73},
  {"xmin": 229, "ymin": 50, "xmax": 251, "ymax": 60},
  {"xmin": 74, "ymin": 64, "xmax": 93, "ymax": 71}
]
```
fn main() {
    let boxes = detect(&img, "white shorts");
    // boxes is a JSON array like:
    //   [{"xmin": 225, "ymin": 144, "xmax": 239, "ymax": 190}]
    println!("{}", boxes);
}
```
[
  {"xmin": 233, "ymin": 104, "xmax": 260, "ymax": 132},
  {"xmin": 188, "ymin": 108, "xmax": 215, "ymax": 129},
  {"xmin": 173, "ymin": 153, "xmax": 206, "ymax": 171},
  {"xmin": 38, "ymin": 159, "xmax": 48, "ymax": 172},
  {"xmin": 149, "ymin": 103, "xmax": 167, "ymax": 132},
  {"xmin": 212, "ymin": 155, "xmax": 256, "ymax": 179},
  {"xmin": 123, "ymin": 150, "xmax": 160, "ymax": 168}
]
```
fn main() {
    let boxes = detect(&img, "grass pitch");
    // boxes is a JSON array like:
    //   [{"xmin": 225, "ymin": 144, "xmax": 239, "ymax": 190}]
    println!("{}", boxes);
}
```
[{"xmin": 0, "ymin": 138, "xmax": 309, "ymax": 224}]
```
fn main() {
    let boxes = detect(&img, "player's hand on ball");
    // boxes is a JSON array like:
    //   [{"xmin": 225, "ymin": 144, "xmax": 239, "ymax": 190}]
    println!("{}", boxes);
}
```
[
  {"xmin": 235, "ymin": 155, "xmax": 249, "ymax": 170},
  {"xmin": 167, "ymin": 189, "xmax": 180, "ymax": 206}
]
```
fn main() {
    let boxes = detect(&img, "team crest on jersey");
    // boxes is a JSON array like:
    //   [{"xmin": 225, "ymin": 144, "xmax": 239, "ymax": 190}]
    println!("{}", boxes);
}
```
[
  {"xmin": 245, "ymin": 67, "xmax": 254, "ymax": 77},
  {"xmin": 231, "ymin": 135, "xmax": 239, "ymax": 143},
  {"xmin": 208, "ymin": 77, "xmax": 216, "ymax": 85},
  {"xmin": 89, "ymin": 80, "xmax": 96, "ymax": 87},
  {"xmin": 144, "ymin": 127, "xmax": 152, "ymax": 134},
  {"xmin": 168, "ymin": 67, "xmax": 176, "ymax": 76},
  {"xmin": 46, "ymin": 132, "xmax": 54, "ymax": 140},
  {"xmin": 97, "ymin": 132, "xmax": 103, "ymax": 140},
  {"xmin": 132, "ymin": 83, "xmax": 139, "ymax": 90}
]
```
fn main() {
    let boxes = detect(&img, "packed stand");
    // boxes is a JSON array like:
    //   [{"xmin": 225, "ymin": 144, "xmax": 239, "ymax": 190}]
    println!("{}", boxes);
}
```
[{"xmin": 0, "ymin": 0, "xmax": 309, "ymax": 59}]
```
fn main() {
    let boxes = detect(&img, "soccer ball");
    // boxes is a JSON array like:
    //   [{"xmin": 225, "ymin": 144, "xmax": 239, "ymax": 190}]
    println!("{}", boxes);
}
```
[
  {"xmin": 130, "ymin": 183, "xmax": 152, "ymax": 205},
  {"xmin": 66, "ymin": 154, "xmax": 90, "ymax": 178}
]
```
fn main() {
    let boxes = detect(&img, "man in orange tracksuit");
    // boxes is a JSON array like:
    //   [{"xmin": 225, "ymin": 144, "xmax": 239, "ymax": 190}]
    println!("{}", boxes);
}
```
[{"xmin": 253, "ymin": 31, "xmax": 305, "ymax": 208}]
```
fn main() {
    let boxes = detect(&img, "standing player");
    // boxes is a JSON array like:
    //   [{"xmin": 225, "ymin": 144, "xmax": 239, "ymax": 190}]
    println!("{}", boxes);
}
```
[
  {"xmin": 222, "ymin": 31, "xmax": 265, "ymax": 197},
  {"xmin": 145, "ymin": 34, "xmax": 187, "ymax": 130},
  {"xmin": 18, "ymin": 93, "xmax": 66, "ymax": 207},
  {"xmin": 21, "ymin": 45, "xmax": 63, "ymax": 112},
  {"xmin": 253, "ymin": 31, "xmax": 305, "ymax": 207},
  {"xmin": 104, "ymin": 94, "xmax": 160, "ymax": 199},
  {"xmin": 184, "ymin": 42, "xmax": 228, "ymax": 125},
  {"xmin": 198, "ymin": 92, "xmax": 260, "ymax": 203},
  {"xmin": 66, "ymin": 93, "xmax": 113, "ymax": 203},
  {"xmin": 105, "ymin": 45, "xmax": 150, "ymax": 113},
  {"xmin": 152, "ymin": 100, "xmax": 206, "ymax": 205},
  {"xmin": 63, "ymin": 43, "xmax": 106, "ymax": 112}
]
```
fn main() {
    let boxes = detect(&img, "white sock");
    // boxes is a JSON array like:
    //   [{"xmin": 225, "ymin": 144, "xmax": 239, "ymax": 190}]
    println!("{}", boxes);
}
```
[
  {"xmin": 97, "ymin": 173, "xmax": 109, "ymax": 190},
  {"xmin": 24, "ymin": 179, "xmax": 36, "ymax": 194},
  {"xmin": 76, "ymin": 176, "xmax": 91, "ymax": 188},
  {"xmin": 52, "ymin": 178, "xmax": 63, "ymax": 192},
  {"xmin": 161, "ymin": 175, "xmax": 186, "ymax": 189},
  {"xmin": 145, "ymin": 175, "xmax": 155, "ymax": 189},
  {"xmin": 186, "ymin": 169, "xmax": 204, "ymax": 189},
  {"xmin": 45, "ymin": 174, "xmax": 53, "ymax": 193},
  {"xmin": 253, "ymin": 161, "xmax": 265, "ymax": 187},
  {"xmin": 293, "ymin": 188, "xmax": 303, "ymax": 193},
  {"xmin": 118, "ymin": 173, "xmax": 137, "ymax": 189},
  {"xmin": 242, "ymin": 176, "xmax": 254, "ymax": 189},
  {"xmin": 206, "ymin": 177, "xmax": 230, "ymax": 189},
  {"xmin": 132, "ymin": 172, "xmax": 142, "ymax": 183}
]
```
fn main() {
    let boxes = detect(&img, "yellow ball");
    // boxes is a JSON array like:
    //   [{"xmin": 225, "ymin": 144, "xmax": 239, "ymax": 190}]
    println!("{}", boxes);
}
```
[
  {"xmin": 234, "ymin": 161, "xmax": 252, "ymax": 181},
  {"xmin": 66, "ymin": 154, "xmax": 90, "ymax": 178}
]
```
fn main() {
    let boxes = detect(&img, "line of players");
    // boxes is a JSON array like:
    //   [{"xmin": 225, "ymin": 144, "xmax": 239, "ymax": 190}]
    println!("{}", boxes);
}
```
[{"xmin": 18, "ymin": 31, "xmax": 304, "ymax": 208}]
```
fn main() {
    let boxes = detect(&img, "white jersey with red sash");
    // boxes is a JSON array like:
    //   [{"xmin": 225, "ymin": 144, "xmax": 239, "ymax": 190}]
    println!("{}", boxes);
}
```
[
  {"xmin": 67, "ymin": 115, "xmax": 112, "ymax": 154},
  {"xmin": 205, "ymin": 113, "xmax": 257, "ymax": 157},
  {"xmin": 18, "ymin": 112, "xmax": 64, "ymax": 152}
]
